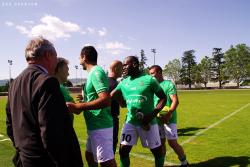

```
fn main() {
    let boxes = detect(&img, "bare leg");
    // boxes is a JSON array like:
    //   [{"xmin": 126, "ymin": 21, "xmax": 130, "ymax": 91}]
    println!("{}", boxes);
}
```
[
  {"xmin": 119, "ymin": 144, "xmax": 132, "ymax": 167},
  {"xmin": 85, "ymin": 151, "xmax": 98, "ymax": 167},
  {"xmin": 151, "ymin": 146, "xmax": 165, "ymax": 167},
  {"xmin": 167, "ymin": 139, "xmax": 185, "ymax": 158},
  {"xmin": 100, "ymin": 159, "xmax": 117, "ymax": 167}
]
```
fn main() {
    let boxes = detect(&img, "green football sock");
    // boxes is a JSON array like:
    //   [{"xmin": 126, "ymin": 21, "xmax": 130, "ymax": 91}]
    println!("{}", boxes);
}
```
[
  {"xmin": 155, "ymin": 155, "xmax": 165, "ymax": 167},
  {"xmin": 120, "ymin": 156, "xmax": 130, "ymax": 167}
]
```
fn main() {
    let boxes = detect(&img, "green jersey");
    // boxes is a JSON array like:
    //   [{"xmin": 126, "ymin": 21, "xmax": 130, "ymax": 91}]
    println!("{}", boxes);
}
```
[
  {"xmin": 60, "ymin": 84, "xmax": 74, "ymax": 123},
  {"xmin": 154, "ymin": 80, "xmax": 177, "ymax": 124},
  {"xmin": 83, "ymin": 66, "xmax": 113, "ymax": 130},
  {"xmin": 116, "ymin": 73, "xmax": 163, "ymax": 126},
  {"xmin": 60, "ymin": 84, "xmax": 74, "ymax": 102}
]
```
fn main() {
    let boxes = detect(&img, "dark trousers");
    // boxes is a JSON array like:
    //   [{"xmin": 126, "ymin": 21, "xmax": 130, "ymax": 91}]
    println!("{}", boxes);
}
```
[{"xmin": 113, "ymin": 116, "xmax": 119, "ymax": 154}]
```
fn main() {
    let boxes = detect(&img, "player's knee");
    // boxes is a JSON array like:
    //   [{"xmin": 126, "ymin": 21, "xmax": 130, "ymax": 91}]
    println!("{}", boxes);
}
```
[{"xmin": 168, "ymin": 140, "xmax": 179, "ymax": 148}]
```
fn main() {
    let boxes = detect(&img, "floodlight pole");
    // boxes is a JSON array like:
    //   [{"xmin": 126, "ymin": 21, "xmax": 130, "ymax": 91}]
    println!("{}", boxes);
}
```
[
  {"xmin": 8, "ymin": 60, "xmax": 13, "ymax": 84},
  {"xmin": 80, "ymin": 66, "xmax": 82, "ymax": 85},
  {"xmin": 75, "ymin": 65, "xmax": 78, "ymax": 86},
  {"xmin": 151, "ymin": 49, "xmax": 156, "ymax": 65}
]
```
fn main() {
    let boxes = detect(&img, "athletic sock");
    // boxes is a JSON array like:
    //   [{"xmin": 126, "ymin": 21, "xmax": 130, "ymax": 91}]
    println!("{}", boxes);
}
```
[
  {"xmin": 120, "ymin": 156, "xmax": 130, "ymax": 167},
  {"xmin": 155, "ymin": 155, "xmax": 165, "ymax": 167}
]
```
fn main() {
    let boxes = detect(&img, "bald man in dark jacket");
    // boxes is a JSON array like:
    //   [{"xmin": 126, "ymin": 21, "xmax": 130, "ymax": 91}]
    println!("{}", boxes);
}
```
[{"xmin": 6, "ymin": 37, "xmax": 83, "ymax": 167}]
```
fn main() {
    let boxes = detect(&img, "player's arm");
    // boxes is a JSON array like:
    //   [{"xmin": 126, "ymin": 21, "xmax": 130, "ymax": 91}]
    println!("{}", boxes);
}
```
[
  {"xmin": 169, "ymin": 94, "xmax": 179, "ymax": 113},
  {"xmin": 160, "ymin": 94, "xmax": 179, "ymax": 123},
  {"xmin": 110, "ymin": 89, "xmax": 126, "ymax": 108},
  {"xmin": 67, "ymin": 91, "xmax": 111, "ymax": 114},
  {"xmin": 152, "ymin": 89, "xmax": 167, "ymax": 117},
  {"xmin": 142, "ymin": 89, "xmax": 166, "ymax": 125}
]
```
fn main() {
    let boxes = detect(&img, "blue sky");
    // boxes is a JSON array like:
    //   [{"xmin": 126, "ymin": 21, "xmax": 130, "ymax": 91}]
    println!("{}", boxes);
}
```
[{"xmin": 1, "ymin": 0, "xmax": 250, "ymax": 79}]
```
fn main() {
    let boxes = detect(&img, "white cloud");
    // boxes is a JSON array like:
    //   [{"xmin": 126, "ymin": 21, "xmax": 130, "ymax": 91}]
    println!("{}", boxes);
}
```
[
  {"xmin": 105, "ymin": 41, "xmax": 130, "ymax": 50},
  {"xmin": 97, "ymin": 41, "xmax": 131, "ymax": 55},
  {"xmin": 84, "ymin": 43, "xmax": 92, "ymax": 46},
  {"xmin": 5, "ymin": 15, "xmax": 110, "ymax": 41},
  {"xmin": 80, "ymin": 31, "xmax": 87, "ymax": 35},
  {"xmin": 7, "ymin": 15, "xmax": 81, "ymax": 41},
  {"xmin": 16, "ymin": 25, "xmax": 29, "ymax": 34},
  {"xmin": 24, "ymin": 20, "xmax": 34, "ymax": 24},
  {"xmin": 5, "ymin": 21, "xmax": 14, "ymax": 27},
  {"xmin": 98, "ymin": 27, "xmax": 107, "ymax": 37},
  {"xmin": 86, "ymin": 27, "xmax": 95, "ymax": 34},
  {"xmin": 29, "ymin": 15, "xmax": 80, "ymax": 40}
]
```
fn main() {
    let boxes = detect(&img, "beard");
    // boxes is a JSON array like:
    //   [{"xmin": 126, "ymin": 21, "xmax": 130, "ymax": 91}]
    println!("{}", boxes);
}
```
[{"xmin": 82, "ymin": 64, "xmax": 87, "ymax": 70}]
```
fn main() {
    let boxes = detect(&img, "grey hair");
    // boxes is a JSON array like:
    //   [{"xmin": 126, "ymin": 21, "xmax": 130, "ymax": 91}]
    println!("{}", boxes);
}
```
[{"xmin": 25, "ymin": 37, "xmax": 56, "ymax": 61}]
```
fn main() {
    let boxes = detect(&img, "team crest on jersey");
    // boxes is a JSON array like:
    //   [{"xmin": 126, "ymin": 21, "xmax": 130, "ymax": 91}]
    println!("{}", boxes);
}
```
[{"xmin": 139, "ymin": 81, "xmax": 144, "ymax": 86}]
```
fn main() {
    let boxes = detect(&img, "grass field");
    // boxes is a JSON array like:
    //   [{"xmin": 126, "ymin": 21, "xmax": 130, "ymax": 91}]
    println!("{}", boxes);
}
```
[{"xmin": 1, "ymin": 89, "xmax": 250, "ymax": 167}]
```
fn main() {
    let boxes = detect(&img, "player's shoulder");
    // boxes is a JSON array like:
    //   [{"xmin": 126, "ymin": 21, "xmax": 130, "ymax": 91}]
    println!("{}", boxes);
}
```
[
  {"xmin": 163, "ymin": 79, "xmax": 174, "ymax": 85},
  {"xmin": 92, "ymin": 65, "xmax": 105, "ymax": 73},
  {"xmin": 90, "ymin": 65, "xmax": 107, "ymax": 78},
  {"xmin": 140, "ymin": 73, "xmax": 156, "ymax": 81}
]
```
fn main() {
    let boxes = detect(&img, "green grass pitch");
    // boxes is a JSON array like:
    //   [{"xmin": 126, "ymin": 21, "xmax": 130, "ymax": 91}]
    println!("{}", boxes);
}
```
[{"xmin": 0, "ymin": 89, "xmax": 250, "ymax": 166}]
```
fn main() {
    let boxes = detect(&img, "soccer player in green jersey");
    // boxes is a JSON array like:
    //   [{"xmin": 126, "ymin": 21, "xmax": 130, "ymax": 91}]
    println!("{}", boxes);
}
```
[
  {"xmin": 111, "ymin": 56, "xmax": 167, "ymax": 167},
  {"xmin": 149, "ymin": 65, "xmax": 189, "ymax": 167},
  {"xmin": 67, "ymin": 46, "xmax": 117, "ymax": 167},
  {"xmin": 55, "ymin": 57, "xmax": 74, "ymax": 124}
]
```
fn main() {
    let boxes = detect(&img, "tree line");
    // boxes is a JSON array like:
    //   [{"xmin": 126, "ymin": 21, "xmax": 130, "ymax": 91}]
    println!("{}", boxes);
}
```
[{"xmin": 138, "ymin": 44, "xmax": 250, "ymax": 89}]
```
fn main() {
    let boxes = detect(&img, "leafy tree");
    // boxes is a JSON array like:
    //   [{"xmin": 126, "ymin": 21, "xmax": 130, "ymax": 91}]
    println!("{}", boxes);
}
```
[
  {"xmin": 211, "ymin": 48, "xmax": 228, "ymax": 88},
  {"xmin": 198, "ymin": 56, "xmax": 212, "ymax": 88},
  {"xmin": 163, "ymin": 59, "xmax": 181, "ymax": 85},
  {"xmin": 139, "ymin": 49, "xmax": 148, "ymax": 72},
  {"xmin": 224, "ymin": 44, "xmax": 250, "ymax": 87},
  {"xmin": 180, "ymin": 50, "xmax": 197, "ymax": 89}
]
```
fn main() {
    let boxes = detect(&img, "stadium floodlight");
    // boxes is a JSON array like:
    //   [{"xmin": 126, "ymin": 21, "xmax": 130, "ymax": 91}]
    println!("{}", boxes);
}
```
[
  {"xmin": 75, "ymin": 65, "xmax": 78, "ymax": 86},
  {"xmin": 79, "ymin": 66, "xmax": 83, "ymax": 85},
  {"xmin": 151, "ymin": 49, "xmax": 156, "ymax": 65},
  {"xmin": 8, "ymin": 60, "xmax": 13, "ymax": 84}
]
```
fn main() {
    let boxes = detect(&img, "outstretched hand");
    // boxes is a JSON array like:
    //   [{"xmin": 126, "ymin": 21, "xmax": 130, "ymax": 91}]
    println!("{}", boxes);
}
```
[
  {"xmin": 76, "ymin": 94, "xmax": 83, "ymax": 102},
  {"xmin": 66, "ymin": 102, "xmax": 82, "ymax": 115},
  {"xmin": 159, "ymin": 112, "xmax": 172, "ymax": 124}
]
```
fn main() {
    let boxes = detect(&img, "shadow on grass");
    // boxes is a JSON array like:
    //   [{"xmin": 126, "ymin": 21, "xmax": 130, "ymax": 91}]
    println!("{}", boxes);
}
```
[
  {"xmin": 178, "ymin": 127, "xmax": 206, "ymax": 136},
  {"xmin": 165, "ymin": 156, "xmax": 250, "ymax": 167}
]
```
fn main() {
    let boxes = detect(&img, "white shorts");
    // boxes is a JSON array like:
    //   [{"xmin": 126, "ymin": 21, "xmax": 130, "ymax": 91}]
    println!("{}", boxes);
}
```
[
  {"xmin": 159, "ymin": 123, "xmax": 178, "ymax": 140},
  {"xmin": 120, "ymin": 123, "xmax": 161, "ymax": 149},
  {"xmin": 86, "ymin": 127, "xmax": 114, "ymax": 163}
]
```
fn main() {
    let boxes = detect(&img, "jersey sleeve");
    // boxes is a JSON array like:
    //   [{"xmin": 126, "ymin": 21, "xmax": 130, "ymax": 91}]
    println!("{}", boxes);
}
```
[
  {"xmin": 115, "ymin": 81, "xmax": 122, "ymax": 91},
  {"xmin": 91, "ymin": 69, "xmax": 108, "ymax": 94},
  {"xmin": 60, "ymin": 85, "xmax": 74, "ymax": 102},
  {"xmin": 167, "ymin": 82, "xmax": 177, "ymax": 95}
]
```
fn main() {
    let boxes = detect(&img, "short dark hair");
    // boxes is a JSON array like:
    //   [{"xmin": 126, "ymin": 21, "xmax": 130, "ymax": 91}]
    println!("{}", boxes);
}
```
[
  {"xmin": 55, "ymin": 57, "xmax": 69, "ymax": 73},
  {"xmin": 80, "ymin": 46, "xmax": 98, "ymax": 62},
  {"xmin": 126, "ymin": 56, "xmax": 139, "ymax": 65},
  {"xmin": 149, "ymin": 65, "xmax": 162, "ymax": 73}
]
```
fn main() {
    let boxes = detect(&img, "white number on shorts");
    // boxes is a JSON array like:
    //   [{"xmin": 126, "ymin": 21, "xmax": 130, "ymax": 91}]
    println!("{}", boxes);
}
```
[{"xmin": 122, "ymin": 134, "xmax": 132, "ymax": 142}]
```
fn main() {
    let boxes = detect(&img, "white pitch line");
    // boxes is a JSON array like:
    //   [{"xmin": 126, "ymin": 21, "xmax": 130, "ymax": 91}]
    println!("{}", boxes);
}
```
[
  {"xmin": 0, "ymin": 133, "xmax": 11, "ymax": 142},
  {"xmin": 130, "ymin": 152, "xmax": 179, "ymax": 166},
  {"xmin": 0, "ymin": 138, "xmax": 11, "ymax": 142},
  {"xmin": 166, "ymin": 103, "xmax": 250, "ymax": 156}
]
